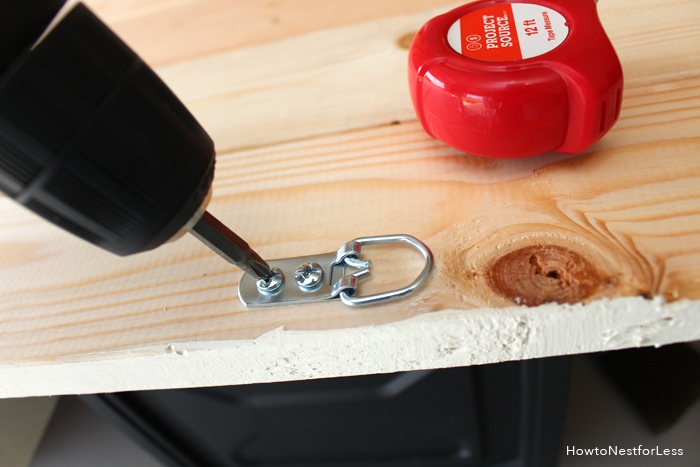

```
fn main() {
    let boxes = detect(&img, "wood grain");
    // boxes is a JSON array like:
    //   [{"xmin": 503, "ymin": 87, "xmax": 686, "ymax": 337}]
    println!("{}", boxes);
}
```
[
  {"xmin": 1, "ymin": 0, "xmax": 699, "ymax": 396},
  {"xmin": 82, "ymin": 0, "xmax": 461, "ymax": 66}
]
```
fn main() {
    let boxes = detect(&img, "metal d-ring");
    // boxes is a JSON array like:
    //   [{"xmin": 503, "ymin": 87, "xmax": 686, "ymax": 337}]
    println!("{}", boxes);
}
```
[{"xmin": 334, "ymin": 234, "xmax": 434, "ymax": 307}]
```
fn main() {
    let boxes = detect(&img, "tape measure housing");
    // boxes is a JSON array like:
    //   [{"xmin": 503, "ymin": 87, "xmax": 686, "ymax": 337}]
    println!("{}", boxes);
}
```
[{"xmin": 408, "ymin": 0, "xmax": 623, "ymax": 158}]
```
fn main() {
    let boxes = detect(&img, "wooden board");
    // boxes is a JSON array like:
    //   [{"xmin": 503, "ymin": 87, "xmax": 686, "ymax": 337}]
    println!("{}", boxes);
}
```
[{"xmin": 1, "ymin": 0, "xmax": 700, "ymax": 397}]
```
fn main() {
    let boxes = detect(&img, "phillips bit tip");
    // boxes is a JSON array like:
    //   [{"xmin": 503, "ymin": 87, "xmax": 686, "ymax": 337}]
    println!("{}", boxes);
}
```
[{"xmin": 189, "ymin": 211, "xmax": 273, "ymax": 281}]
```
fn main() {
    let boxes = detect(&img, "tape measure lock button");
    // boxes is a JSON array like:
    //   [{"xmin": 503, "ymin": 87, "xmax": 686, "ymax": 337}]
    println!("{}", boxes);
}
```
[{"xmin": 408, "ymin": 0, "xmax": 623, "ymax": 158}]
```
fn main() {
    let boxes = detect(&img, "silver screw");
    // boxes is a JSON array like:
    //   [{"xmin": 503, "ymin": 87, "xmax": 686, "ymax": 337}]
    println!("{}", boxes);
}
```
[
  {"xmin": 256, "ymin": 267, "xmax": 284, "ymax": 294},
  {"xmin": 294, "ymin": 262, "xmax": 324, "ymax": 290}
]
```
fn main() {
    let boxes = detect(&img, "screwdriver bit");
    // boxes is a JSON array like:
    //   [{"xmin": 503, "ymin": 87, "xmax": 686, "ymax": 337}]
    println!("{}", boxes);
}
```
[{"xmin": 190, "ymin": 211, "xmax": 273, "ymax": 281}]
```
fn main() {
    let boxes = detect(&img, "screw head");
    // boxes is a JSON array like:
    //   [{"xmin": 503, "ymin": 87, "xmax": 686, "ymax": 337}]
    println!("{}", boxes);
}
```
[
  {"xmin": 294, "ymin": 262, "xmax": 324, "ymax": 289},
  {"xmin": 256, "ymin": 267, "xmax": 284, "ymax": 294}
]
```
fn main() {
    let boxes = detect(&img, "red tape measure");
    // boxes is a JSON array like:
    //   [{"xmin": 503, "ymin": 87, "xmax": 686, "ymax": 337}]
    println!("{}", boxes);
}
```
[{"xmin": 408, "ymin": 0, "xmax": 623, "ymax": 158}]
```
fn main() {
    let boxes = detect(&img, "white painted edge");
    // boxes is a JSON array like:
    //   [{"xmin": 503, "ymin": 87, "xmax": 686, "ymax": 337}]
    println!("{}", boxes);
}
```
[{"xmin": 1, "ymin": 296, "xmax": 699, "ymax": 398}]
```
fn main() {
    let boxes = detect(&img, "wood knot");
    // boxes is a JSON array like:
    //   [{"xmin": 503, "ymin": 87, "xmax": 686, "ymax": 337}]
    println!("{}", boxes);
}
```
[
  {"xmin": 396, "ymin": 31, "xmax": 417, "ymax": 50},
  {"xmin": 487, "ymin": 244, "xmax": 603, "ymax": 306}
]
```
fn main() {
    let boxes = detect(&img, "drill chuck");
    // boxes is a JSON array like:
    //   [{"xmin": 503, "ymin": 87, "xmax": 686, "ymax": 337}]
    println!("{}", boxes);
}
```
[{"xmin": 0, "ymin": 3, "xmax": 215, "ymax": 256}]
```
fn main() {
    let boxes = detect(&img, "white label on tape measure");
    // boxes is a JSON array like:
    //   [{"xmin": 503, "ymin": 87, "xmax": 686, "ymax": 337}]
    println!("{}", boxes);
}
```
[{"xmin": 446, "ymin": 3, "xmax": 569, "ymax": 61}]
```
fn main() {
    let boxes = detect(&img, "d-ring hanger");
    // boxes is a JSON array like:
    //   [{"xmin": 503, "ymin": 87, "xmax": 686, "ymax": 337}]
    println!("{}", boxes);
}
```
[{"xmin": 238, "ymin": 234, "xmax": 433, "ymax": 308}]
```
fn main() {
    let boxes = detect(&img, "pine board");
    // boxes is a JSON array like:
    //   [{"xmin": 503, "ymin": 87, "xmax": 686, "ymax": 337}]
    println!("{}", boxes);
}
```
[{"xmin": 1, "ymin": 0, "xmax": 699, "ymax": 397}]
